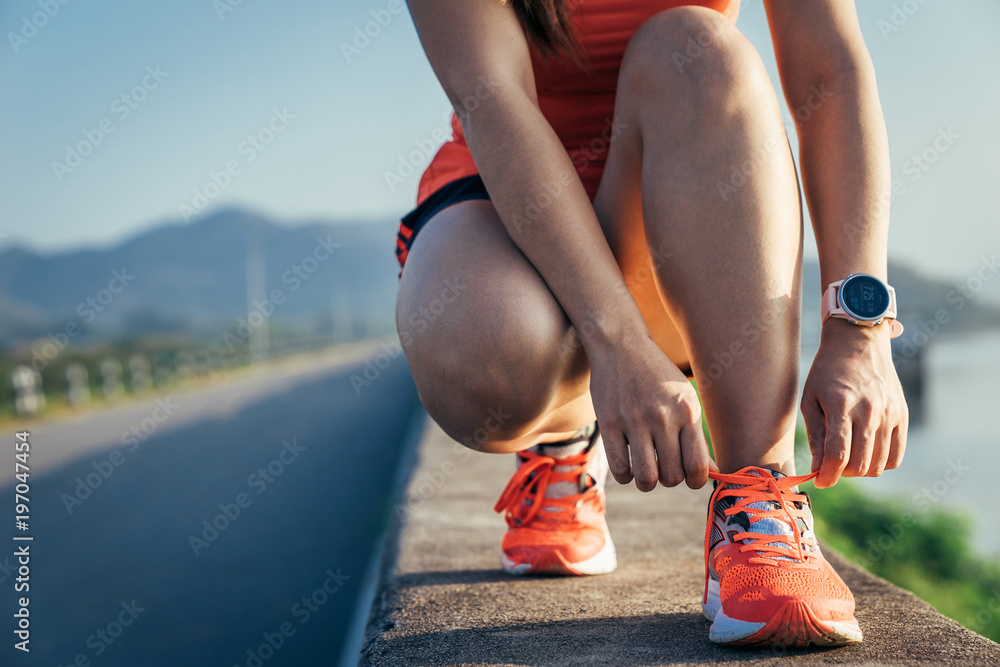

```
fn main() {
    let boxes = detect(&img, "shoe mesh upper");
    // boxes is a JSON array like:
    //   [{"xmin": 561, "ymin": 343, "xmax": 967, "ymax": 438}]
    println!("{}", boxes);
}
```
[
  {"xmin": 705, "ymin": 466, "xmax": 854, "ymax": 608},
  {"xmin": 721, "ymin": 562, "xmax": 853, "ymax": 602}
]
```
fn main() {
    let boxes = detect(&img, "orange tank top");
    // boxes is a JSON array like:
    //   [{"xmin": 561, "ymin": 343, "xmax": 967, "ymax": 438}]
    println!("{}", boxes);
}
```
[{"xmin": 416, "ymin": 0, "xmax": 739, "ymax": 205}]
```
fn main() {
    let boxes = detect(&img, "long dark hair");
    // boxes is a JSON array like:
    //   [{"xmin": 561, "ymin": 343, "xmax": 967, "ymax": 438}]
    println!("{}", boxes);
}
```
[{"xmin": 508, "ymin": 0, "xmax": 581, "ymax": 61}]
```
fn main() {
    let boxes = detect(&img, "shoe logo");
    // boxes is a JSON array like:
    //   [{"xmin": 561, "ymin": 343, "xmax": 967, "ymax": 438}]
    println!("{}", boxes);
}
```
[{"xmin": 726, "ymin": 510, "xmax": 751, "ymax": 532}]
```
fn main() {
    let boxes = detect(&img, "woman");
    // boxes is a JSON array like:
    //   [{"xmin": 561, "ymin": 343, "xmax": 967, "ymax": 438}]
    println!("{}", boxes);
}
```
[{"xmin": 395, "ymin": 0, "xmax": 908, "ymax": 648}]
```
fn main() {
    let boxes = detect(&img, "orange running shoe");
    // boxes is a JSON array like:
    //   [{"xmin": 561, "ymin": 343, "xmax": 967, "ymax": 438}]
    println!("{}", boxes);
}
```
[
  {"xmin": 493, "ymin": 424, "xmax": 617, "ymax": 576},
  {"xmin": 703, "ymin": 466, "xmax": 862, "ymax": 647}
]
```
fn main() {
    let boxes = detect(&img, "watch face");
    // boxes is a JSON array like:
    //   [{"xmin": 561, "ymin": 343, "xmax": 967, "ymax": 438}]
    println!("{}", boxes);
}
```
[{"xmin": 840, "ymin": 274, "xmax": 890, "ymax": 321}]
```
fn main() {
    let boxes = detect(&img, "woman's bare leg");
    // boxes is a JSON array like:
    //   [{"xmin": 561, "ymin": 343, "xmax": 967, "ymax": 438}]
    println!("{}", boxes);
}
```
[
  {"xmin": 397, "ymin": 200, "xmax": 595, "ymax": 454},
  {"xmin": 595, "ymin": 7, "xmax": 803, "ymax": 474}
]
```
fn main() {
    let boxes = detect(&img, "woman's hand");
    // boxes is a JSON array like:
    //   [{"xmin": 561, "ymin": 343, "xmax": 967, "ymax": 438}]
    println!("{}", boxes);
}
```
[
  {"xmin": 588, "ymin": 334, "xmax": 715, "ymax": 491},
  {"xmin": 801, "ymin": 319, "xmax": 908, "ymax": 488}
]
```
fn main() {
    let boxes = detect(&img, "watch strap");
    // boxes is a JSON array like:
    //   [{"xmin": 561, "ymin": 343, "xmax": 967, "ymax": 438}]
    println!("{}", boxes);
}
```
[{"xmin": 821, "ymin": 278, "xmax": 904, "ymax": 339}]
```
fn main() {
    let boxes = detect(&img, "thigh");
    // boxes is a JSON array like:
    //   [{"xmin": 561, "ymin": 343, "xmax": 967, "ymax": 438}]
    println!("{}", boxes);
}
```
[{"xmin": 397, "ymin": 199, "xmax": 591, "ymax": 424}]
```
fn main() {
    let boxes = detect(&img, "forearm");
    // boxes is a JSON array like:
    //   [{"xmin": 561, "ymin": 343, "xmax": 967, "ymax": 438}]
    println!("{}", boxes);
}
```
[
  {"xmin": 766, "ymin": 0, "xmax": 908, "ymax": 487},
  {"xmin": 797, "ymin": 62, "xmax": 891, "ymax": 291},
  {"xmin": 406, "ymin": 0, "xmax": 650, "ymax": 357},
  {"xmin": 461, "ymin": 92, "xmax": 648, "ymax": 352}
]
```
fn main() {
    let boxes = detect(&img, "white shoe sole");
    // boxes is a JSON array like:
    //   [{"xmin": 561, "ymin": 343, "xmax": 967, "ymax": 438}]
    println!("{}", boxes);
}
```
[
  {"xmin": 501, "ymin": 527, "xmax": 617, "ymax": 576},
  {"xmin": 702, "ymin": 577, "xmax": 863, "ymax": 647}
]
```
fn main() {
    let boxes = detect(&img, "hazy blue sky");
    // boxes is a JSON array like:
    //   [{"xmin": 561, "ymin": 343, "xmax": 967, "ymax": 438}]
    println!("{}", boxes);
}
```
[{"xmin": 2, "ymin": 0, "xmax": 998, "ymax": 291}]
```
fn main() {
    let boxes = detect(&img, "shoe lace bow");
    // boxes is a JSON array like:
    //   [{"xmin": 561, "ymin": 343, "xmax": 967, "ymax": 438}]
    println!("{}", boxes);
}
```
[
  {"xmin": 704, "ymin": 468, "xmax": 819, "ymax": 570},
  {"xmin": 493, "ymin": 449, "xmax": 592, "ymax": 528}
]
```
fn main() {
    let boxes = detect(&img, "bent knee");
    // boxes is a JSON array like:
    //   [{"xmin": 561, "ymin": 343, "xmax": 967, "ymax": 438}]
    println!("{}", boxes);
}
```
[
  {"xmin": 401, "ymin": 315, "xmax": 586, "ymax": 455},
  {"xmin": 621, "ymin": 7, "xmax": 765, "ymax": 97},
  {"xmin": 415, "ymin": 368, "xmax": 551, "ymax": 454}
]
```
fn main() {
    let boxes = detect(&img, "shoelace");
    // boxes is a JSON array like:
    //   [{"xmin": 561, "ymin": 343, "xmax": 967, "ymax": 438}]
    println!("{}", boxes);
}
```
[
  {"xmin": 703, "ymin": 468, "xmax": 819, "ymax": 602},
  {"xmin": 493, "ymin": 448, "xmax": 594, "ymax": 528}
]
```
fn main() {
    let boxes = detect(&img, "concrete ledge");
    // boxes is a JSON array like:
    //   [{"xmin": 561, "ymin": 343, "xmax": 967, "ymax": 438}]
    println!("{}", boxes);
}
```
[{"xmin": 361, "ymin": 421, "xmax": 1000, "ymax": 666}]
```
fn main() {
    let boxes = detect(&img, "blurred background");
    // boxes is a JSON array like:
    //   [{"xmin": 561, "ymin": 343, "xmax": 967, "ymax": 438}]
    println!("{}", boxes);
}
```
[{"xmin": 1, "ymin": 0, "xmax": 998, "ymax": 663}]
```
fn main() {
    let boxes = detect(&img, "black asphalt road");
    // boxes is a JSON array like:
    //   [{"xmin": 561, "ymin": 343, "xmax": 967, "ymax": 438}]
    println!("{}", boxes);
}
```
[{"xmin": 0, "ymin": 347, "xmax": 422, "ymax": 667}]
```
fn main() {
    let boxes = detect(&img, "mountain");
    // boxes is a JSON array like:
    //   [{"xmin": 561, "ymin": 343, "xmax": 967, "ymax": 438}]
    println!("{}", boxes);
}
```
[
  {"xmin": 0, "ymin": 209, "xmax": 400, "ymax": 351},
  {"xmin": 1, "ymin": 208, "xmax": 997, "ymax": 353}
]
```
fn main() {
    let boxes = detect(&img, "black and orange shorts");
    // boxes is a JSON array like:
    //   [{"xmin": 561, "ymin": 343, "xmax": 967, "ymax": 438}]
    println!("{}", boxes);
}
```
[{"xmin": 395, "ymin": 175, "xmax": 490, "ymax": 268}]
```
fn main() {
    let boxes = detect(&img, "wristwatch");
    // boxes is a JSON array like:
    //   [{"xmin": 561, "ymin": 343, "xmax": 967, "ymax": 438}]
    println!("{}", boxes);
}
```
[{"xmin": 821, "ymin": 273, "xmax": 903, "ymax": 338}]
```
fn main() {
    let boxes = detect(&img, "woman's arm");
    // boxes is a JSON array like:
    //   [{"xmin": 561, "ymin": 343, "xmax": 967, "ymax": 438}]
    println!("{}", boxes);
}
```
[
  {"xmin": 766, "ymin": 0, "xmax": 907, "ymax": 487},
  {"xmin": 408, "ymin": 0, "xmax": 638, "ymax": 350},
  {"xmin": 407, "ymin": 0, "xmax": 712, "ymax": 489}
]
